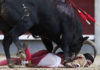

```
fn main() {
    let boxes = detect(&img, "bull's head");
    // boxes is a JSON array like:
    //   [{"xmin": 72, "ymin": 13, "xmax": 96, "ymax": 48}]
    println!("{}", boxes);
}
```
[
  {"xmin": 53, "ymin": 36, "xmax": 97, "ymax": 66},
  {"xmin": 69, "ymin": 36, "xmax": 89, "ymax": 59},
  {"xmin": 70, "ymin": 37, "xmax": 88, "ymax": 56},
  {"xmin": 69, "ymin": 36, "xmax": 96, "ymax": 61}
]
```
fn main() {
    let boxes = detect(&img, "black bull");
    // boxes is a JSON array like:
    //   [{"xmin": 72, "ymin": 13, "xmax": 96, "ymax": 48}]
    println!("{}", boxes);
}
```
[{"xmin": 0, "ymin": 0, "xmax": 88, "ymax": 67}]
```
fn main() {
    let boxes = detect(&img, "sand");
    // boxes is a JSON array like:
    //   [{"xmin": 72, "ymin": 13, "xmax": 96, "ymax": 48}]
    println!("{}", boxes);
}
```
[{"xmin": 0, "ymin": 55, "xmax": 100, "ymax": 70}]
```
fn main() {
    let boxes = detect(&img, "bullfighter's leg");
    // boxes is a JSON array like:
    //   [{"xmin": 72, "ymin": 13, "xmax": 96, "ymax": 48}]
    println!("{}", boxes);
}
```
[
  {"xmin": 9, "ymin": 16, "xmax": 34, "ymax": 60},
  {"xmin": 2, "ymin": 34, "xmax": 14, "ymax": 68}
]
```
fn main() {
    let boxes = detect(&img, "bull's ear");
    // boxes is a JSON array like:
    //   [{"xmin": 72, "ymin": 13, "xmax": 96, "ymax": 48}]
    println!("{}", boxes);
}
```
[{"xmin": 80, "ymin": 36, "xmax": 89, "ymax": 43}]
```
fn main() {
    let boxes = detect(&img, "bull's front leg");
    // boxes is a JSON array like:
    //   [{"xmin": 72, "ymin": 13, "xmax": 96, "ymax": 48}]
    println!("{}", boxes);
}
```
[
  {"xmin": 9, "ymin": 15, "xmax": 34, "ymax": 61},
  {"xmin": 61, "ymin": 23, "xmax": 73, "ymax": 66},
  {"xmin": 2, "ymin": 34, "xmax": 14, "ymax": 68},
  {"xmin": 62, "ymin": 33, "xmax": 73, "ymax": 67},
  {"xmin": 62, "ymin": 38, "xmax": 71, "ymax": 63}
]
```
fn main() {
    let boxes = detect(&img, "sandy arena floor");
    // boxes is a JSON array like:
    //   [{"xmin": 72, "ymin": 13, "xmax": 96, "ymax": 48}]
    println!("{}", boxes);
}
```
[{"xmin": 0, "ymin": 55, "xmax": 100, "ymax": 70}]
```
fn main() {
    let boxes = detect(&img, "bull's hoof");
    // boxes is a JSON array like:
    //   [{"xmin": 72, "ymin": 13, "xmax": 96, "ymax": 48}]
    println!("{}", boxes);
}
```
[
  {"xmin": 7, "ymin": 59, "xmax": 15, "ymax": 68},
  {"xmin": 65, "ymin": 63, "xmax": 72, "ymax": 68},
  {"xmin": 63, "ymin": 58, "xmax": 71, "ymax": 64},
  {"xmin": 8, "ymin": 63, "xmax": 14, "ymax": 68},
  {"xmin": 16, "ymin": 50, "xmax": 26, "ymax": 60}
]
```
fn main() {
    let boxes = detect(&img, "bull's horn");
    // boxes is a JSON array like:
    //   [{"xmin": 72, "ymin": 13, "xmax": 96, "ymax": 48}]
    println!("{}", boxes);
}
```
[{"xmin": 83, "ymin": 40, "xmax": 97, "ymax": 58}]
